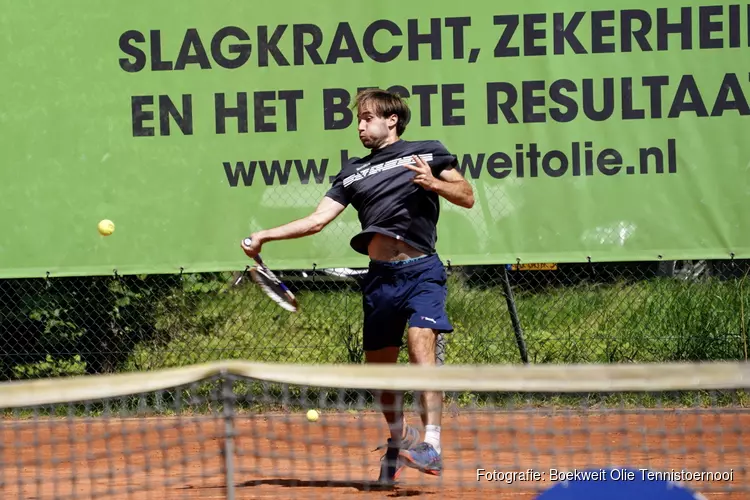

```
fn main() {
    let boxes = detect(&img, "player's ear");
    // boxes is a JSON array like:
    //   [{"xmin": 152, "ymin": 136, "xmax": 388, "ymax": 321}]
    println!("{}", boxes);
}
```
[{"xmin": 386, "ymin": 114, "xmax": 398, "ymax": 129}]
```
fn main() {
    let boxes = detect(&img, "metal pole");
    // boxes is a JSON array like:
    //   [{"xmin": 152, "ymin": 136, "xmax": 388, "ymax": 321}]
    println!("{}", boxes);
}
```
[{"xmin": 501, "ymin": 265, "xmax": 529, "ymax": 364}]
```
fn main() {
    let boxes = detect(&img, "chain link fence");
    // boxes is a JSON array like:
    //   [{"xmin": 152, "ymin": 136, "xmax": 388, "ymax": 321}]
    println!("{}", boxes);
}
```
[{"xmin": 1, "ymin": 257, "xmax": 748, "ymax": 381}]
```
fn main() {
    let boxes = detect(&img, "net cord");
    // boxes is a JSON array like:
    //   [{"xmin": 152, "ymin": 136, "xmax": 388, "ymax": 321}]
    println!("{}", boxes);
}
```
[{"xmin": 0, "ymin": 360, "xmax": 749, "ymax": 409}]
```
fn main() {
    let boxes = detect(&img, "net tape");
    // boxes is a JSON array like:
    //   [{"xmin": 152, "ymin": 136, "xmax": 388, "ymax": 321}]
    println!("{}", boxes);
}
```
[{"xmin": 1, "ymin": 360, "xmax": 749, "ymax": 408}]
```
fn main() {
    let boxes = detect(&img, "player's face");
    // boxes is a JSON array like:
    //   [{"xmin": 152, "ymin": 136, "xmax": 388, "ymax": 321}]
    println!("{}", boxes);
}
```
[{"xmin": 357, "ymin": 104, "xmax": 396, "ymax": 149}]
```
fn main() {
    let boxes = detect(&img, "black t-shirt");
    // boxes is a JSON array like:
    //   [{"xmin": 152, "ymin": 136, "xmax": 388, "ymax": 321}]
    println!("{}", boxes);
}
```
[{"xmin": 325, "ymin": 139, "xmax": 458, "ymax": 256}]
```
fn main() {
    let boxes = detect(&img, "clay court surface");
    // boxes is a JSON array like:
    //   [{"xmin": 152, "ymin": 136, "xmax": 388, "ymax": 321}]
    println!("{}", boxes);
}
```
[{"xmin": 2, "ymin": 410, "xmax": 748, "ymax": 499}]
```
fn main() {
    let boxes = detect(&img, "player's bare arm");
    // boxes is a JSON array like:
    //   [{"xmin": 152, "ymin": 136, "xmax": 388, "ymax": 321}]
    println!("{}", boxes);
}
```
[
  {"xmin": 241, "ymin": 196, "xmax": 346, "ymax": 257},
  {"xmin": 405, "ymin": 155, "xmax": 475, "ymax": 209}
]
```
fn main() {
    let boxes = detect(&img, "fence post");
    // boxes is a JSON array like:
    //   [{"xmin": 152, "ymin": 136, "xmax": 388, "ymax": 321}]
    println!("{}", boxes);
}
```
[
  {"xmin": 436, "ymin": 333, "xmax": 445, "ymax": 366},
  {"xmin": 501, "ymin": 264, "xmax": 529, "ymax": 364},
  {"xmin": 437, "ymin": 259, "xmax": 452, "ymax": 367},
  {"xmin": 220, "ymin": 370, "xmax": 236, "ymax": 500}
]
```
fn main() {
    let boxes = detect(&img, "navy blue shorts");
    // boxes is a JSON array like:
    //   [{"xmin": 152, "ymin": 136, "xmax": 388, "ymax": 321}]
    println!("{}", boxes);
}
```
[{"xmin": 361, "ymin": 253, "xmax": 453, "ymax": 351}]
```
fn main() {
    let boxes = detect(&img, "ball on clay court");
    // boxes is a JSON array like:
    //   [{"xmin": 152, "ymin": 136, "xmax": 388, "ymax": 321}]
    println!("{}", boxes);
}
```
[
  {"xmin": 98, "ymin": 219, "xmax": 115, "ymax": 236},
  {"xmin": 306, "ymin": 409, "xmax": 319, "ymax": 422}
]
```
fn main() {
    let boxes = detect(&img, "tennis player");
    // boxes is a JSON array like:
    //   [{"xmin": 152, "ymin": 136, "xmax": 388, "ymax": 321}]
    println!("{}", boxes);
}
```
[{"xmin": 241, "ymin": 88, "xmax": 474, "ymax": 483}]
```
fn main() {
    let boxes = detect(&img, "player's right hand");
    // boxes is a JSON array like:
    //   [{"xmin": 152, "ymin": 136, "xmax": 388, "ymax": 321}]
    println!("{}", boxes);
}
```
[{"xmin": 240, "ymin": 234, "xmax": 263, "ymax": 259}]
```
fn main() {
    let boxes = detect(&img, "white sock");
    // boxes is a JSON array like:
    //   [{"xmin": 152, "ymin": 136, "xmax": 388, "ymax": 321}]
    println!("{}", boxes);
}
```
[{"xmin": 424, "ymin": 425, "xmax": 441, "ymax": 454}]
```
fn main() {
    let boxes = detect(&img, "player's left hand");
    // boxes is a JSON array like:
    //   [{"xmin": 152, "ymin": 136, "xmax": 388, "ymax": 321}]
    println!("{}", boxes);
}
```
[{"xmin": 405, "ymin": 155, "xmax": 438, "ymax": 191}]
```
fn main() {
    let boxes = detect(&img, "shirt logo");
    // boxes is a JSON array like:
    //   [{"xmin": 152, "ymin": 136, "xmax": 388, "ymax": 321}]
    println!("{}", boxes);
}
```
[{"xmin": 343, "ymin": 154, "xmax": 434, "ymax": 188}]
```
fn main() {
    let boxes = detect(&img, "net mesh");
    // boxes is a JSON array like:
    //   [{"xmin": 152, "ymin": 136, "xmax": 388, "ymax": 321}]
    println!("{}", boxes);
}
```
[{"xmin": 1, "ymin": 360, "xmax": 748, "ymax": 499}]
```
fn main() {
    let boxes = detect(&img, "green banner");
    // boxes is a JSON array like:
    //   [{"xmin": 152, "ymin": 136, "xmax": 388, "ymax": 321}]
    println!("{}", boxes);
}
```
[{"xmin": 1, "ymin": 0, "xmax": 749, "ymax": 277}]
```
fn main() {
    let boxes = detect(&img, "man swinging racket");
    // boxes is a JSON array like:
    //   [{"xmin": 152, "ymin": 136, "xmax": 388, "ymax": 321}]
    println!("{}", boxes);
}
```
[{"xmin": 241, "ymin": 88, "xmax": 474, "ymax": 484}]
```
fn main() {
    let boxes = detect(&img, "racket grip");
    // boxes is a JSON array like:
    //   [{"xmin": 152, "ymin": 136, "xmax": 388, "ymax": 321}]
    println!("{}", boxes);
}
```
[{"xmin": 242, "ymin": 238, "xmax": 264, "ymax": 266}]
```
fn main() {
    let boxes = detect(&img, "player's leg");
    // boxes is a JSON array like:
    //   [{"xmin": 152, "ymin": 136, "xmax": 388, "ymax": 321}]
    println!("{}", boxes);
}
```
[
  {"xmin": 365, "ymin": 346, "xmax": 403, "ymax": 443},
  {"xmin": 407, "ymin": 327, "xmax": 443, "ymax": 448},
  {"xmin": 367, "ymin": 347, "xmax": 421, "ymax": 483},
  {"xmin": 361, "ymin": 266, "xmax": 419, "ymax": 484},
  {"xmin": 397, "ymin": 327, "xmax": 445, "ymax": 475},
  {"xmin": 397, "ymin": 255, "xmax": 453, "ymax": 476}
]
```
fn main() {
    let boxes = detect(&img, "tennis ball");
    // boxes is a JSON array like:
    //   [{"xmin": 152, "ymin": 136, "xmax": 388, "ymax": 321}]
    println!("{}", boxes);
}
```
[
  {"xmin": 306, "ymin": 409, "xmax": 319, "ymax": 422},
  {"xmin": 98, "ymin": 219, "xmax": 115, "ymax": 236}
]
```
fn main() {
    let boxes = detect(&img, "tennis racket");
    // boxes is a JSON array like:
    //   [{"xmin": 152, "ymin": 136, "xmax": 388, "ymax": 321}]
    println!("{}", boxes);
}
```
[{"xmin": 237, "ymin": 238, "xmax": 298, "ymax": 312}]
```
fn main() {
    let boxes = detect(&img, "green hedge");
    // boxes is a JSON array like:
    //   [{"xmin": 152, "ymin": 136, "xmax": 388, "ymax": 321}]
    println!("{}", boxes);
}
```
[{"xmin": 2, "ymin": 271, "xmax": 748, "ymax": 381}]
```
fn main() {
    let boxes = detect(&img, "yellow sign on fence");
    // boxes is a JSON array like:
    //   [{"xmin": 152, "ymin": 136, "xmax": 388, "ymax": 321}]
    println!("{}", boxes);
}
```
[{"xmin": 509, "ymin": 263, "xmax": 558, "ymax": 271}]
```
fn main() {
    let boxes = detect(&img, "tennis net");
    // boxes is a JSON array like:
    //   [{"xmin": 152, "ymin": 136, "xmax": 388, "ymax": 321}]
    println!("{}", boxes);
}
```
[{"xmin": 1, "ymin": 360, "xmax": 749, "ymax": 499}]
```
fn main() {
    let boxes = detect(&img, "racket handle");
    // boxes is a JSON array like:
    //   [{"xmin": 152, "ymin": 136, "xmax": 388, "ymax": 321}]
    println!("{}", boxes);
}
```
[{"xmin": 242, "ymin": 238, "xmax": 264, "ymax": 266}]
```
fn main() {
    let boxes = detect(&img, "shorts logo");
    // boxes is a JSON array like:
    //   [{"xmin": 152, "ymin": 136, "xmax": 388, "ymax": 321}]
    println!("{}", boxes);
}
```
[{"xmin": 421, "ymin": 316, "xmax": 437, "ymax": 324}]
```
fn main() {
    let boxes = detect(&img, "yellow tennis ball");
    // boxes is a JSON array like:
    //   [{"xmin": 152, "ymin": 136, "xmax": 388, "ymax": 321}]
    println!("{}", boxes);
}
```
[
  {"xmin": 306, "ymin": 409, "xmax": 319, "ymax": 422},
  {"xmin": 98, "ymin": 219, "xmax": 115, "ymax": 236}
]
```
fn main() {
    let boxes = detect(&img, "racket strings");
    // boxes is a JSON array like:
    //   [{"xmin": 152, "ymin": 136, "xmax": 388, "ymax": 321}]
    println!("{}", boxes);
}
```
[{"xmin": 251, "ymin": 267, "xmax": 298, "ymax": 312}]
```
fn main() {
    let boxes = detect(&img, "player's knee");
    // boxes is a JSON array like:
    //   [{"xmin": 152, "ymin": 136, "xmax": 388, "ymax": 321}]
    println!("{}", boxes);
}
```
[{"xmin": 407, "ymin": 328, "xmax": 437, "ymax": 365}]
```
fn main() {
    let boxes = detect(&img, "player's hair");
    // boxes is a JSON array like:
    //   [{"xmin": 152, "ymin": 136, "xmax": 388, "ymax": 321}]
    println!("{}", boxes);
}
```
[{"xmin": 353, "ymin": 88, "xmax": 411, "ymax": 136}]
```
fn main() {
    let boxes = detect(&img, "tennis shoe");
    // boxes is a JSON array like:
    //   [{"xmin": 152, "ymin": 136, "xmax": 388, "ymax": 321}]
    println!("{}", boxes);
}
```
[
  {"xmin": 375, "ymin": 425, "xmax": 420, "ymax": 484},
  {"xmin": 399, "ymin": 442, "xmax": 443, "ymax": 476},
  {"xmin": 374, "ymin": 424, "xmax": 420, "ymax": 453},
  {"xmin": 377, "ymin": 441, "xmax": 404, "ymax": 485}
]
